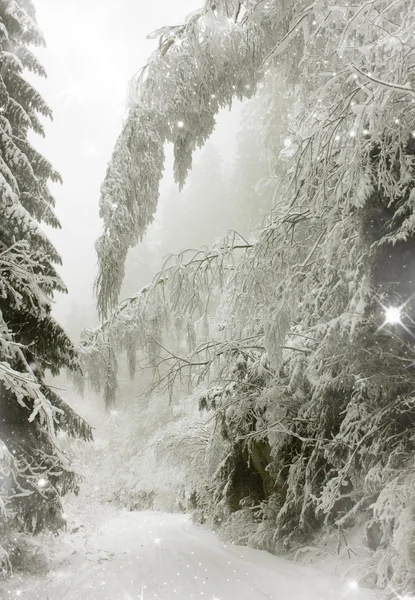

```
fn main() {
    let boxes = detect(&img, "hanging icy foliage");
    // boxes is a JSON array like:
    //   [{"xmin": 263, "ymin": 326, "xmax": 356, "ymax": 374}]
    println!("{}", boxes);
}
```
[
  {"xmin": 95, "ymin": 0, "xmax": 280, "ymax": 318},
  {"xmin": 82, "ymin": 231, "xmax": 253, "ymax": 408}
]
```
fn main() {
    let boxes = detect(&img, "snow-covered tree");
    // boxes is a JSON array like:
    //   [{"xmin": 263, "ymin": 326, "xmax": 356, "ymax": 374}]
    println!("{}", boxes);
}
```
[
  {"xmin": 86, "ymin": 0, "xmax": 415, "ymax": 595},
  {"xmin": 94, "ymin": 1, "xmax": 270, "ymax": 319},
  {"xmin": 0, "ymin": 0, "xmax": 92, "ymax": 574}
]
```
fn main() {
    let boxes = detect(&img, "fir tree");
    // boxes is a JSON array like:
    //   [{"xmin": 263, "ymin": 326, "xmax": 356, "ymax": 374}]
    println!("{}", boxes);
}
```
[{"xmin": 0, "ymin": 0, "xmax": 92, "ymax": 573}]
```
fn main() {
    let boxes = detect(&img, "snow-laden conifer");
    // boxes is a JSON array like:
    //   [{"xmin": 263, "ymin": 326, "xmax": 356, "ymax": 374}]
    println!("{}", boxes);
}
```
[{"xmin": 0, "ymin": 0, "xmax": 92, "ymax": 575}]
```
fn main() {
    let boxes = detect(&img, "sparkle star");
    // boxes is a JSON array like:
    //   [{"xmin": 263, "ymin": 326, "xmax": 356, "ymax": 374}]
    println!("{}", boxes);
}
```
[
  {"xmin": 375, "ymin": 297, "xmax": 414, "ymax": 335},
  {"xmin": 384, "ymin": 306, "xmax": 402, "ymax": 325}
]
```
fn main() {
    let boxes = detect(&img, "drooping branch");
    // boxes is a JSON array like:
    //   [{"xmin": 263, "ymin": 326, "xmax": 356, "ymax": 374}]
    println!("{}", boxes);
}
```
[
  {"xmin": 82, "ymin": 232, "xmax": 254, "ymax": 407},
  {"xmin": 94, "ymin": 0, "xmax": 284, "ymax": 318},
  {"xmin": 95, "ymin": 0, "xmax": 415, "ymax": 319}
]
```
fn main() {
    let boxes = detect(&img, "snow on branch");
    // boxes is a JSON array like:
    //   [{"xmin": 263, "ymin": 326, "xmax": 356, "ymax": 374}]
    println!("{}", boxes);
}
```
[
  {"xmin": 94, "ymin": 0, "xmax": 282, "ymax": 318},
  {"xmin": 0, "ymin": 361, "xmax": 61, "ymax": 432},
  {"xmin": 352, "ymin": 64, "xmax": 415, "ymax": 96},
  {"xmin": 95, "ymin": 0, "xmax": 415, "ymax": 318},
  {"xmin": 83, "ymin": 232, "xmax": 254, "ymax": 407}
]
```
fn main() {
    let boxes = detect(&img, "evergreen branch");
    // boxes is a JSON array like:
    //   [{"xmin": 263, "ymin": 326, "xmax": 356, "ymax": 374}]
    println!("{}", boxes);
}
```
[{"xmin": 352, "ymin": 64, "xmax": 415, "ymax": 95}]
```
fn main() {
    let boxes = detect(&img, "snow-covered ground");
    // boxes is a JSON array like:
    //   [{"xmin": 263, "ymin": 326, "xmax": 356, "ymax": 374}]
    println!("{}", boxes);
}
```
[{"xmin": 1, "ymin": 511, "xmax": 383, "ymax": 600}]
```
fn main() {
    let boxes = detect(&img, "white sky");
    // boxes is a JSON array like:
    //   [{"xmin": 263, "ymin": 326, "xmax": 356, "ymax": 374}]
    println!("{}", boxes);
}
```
[{"xmin": 30, "ymin": 0, "xmax": 204, "ymax": 329}]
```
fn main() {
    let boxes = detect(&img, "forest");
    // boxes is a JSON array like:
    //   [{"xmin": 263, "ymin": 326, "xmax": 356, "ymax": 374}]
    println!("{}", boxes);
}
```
[{"xmin": 1, "ymin": 0, "xmax": 415, "ymax": 598}]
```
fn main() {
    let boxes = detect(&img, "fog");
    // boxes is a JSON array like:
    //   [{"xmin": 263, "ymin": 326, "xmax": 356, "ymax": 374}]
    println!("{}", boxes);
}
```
[{"xmin": 30, "ymin": 0, "xmax": 244, "ymax": 338}]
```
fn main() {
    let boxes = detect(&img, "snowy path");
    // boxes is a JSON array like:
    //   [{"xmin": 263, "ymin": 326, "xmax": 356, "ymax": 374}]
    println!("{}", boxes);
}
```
[{"xmin": 2, "ymin": 511, "xmax": 381, "ymax": 600}]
